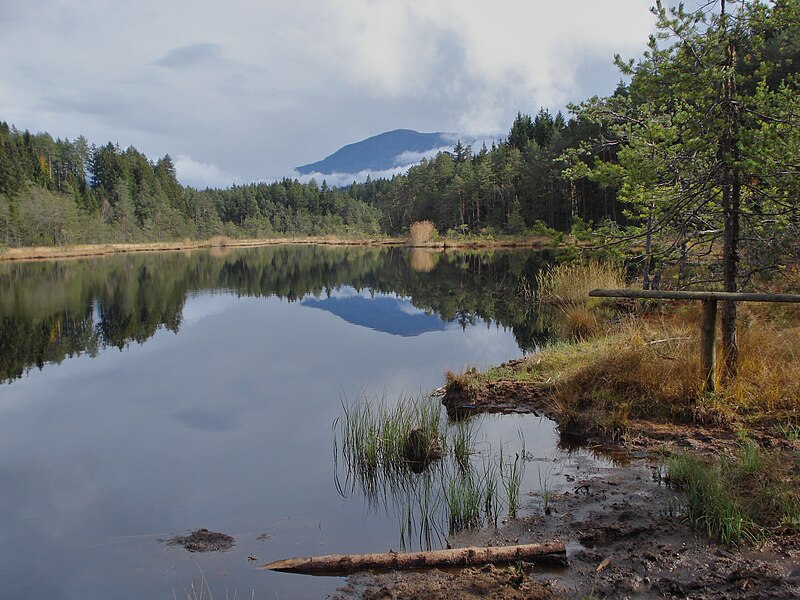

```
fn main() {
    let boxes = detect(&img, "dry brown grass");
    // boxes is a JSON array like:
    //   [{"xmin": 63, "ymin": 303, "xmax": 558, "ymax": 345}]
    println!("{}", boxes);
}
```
[
  {"xmin": 562, "ymin": 310, "xmax": 800, "ymax": 432},
  {"xmin": 553, "ymin": 318, "xmax": 702, "ymax": 436},
  {"xmin": 725, "ymin": 319, "xmax": 800, "ymax": 423},
  {"xmin": 557, "ymin": 306, "xmax": 599, "ymax": 341},
  {"xmin": 535, "ymin": 260, "xmax": 625, "ymax": 306},
  {"xmin": 461, "ymin": 301, "xmax": 800, "ymax": 438},
  {"xmin": 408, "ymin": 221, "xmax": 437, "ymax": 246}
]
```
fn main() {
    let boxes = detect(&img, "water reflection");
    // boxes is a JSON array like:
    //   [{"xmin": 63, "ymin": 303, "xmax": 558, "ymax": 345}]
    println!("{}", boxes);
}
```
[
  {"xmin": 0, "ymin": 245, "xmax": 559, "ymax": 599},
  {"xmin": 0, "ymin": 246, "xmax": 557, "ymax": 383}
]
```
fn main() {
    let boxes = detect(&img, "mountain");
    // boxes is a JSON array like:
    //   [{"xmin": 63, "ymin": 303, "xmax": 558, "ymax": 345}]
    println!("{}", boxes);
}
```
[{"xmin": 296, "ymin": 129, "xmax": 453, "ymax": 175}]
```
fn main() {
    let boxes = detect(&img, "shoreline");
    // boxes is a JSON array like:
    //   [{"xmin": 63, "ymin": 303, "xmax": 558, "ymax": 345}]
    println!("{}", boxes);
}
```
[{"xmin": 0, "ymin": 235, "xmax": 557, "ymax": 263}]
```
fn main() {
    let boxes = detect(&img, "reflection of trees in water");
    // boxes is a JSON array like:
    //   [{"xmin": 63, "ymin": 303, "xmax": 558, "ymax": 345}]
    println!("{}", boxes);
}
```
[{"xmin": 0, "ymin": 246, "xmax": 556, "ymax": 382}]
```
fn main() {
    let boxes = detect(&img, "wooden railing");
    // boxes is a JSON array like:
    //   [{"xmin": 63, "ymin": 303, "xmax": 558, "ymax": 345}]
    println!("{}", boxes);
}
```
[{"xmin": 588, "ymin": 289, "xmax": 800, "ymax": 392}]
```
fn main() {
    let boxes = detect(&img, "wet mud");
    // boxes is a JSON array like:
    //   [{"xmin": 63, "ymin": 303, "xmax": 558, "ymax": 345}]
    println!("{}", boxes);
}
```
[
  {"xmin": 335, "ymin": 374, "xmax": 800, "ymax": 599},
  {"xmin": 166, "ymin": 528, "xmax": 235, "ymax": 553}
]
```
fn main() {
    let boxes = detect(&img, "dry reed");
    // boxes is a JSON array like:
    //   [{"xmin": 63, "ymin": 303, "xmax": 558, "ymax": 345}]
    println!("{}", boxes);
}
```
[
  {"xmin": 535, "ymin": 260, "xmax": 624, "ymax": 306},
  {"xmin": 408, "ymin": 221, "xmax": 437, "ymax": 246}
]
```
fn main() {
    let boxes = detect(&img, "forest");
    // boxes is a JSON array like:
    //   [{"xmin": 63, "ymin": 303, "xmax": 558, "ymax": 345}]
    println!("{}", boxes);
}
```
[{"xmin": 1, "ymin": 1, "xmax": 798, "ymax": 290}]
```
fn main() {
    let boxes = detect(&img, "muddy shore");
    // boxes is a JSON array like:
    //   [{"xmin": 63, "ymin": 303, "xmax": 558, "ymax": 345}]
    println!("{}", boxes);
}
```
[{"xmin": 335, "ymin": 372, "xmax": 800, "ymax": 599}]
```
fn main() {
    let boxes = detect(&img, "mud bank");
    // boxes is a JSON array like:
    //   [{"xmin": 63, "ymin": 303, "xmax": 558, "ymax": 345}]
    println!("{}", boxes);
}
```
[{"xmin": 334, "ymin": 367, "xmax": 800, "ymax": 599}]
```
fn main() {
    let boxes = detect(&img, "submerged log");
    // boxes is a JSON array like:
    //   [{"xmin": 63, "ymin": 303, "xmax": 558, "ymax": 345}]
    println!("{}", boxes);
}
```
[{"xmin": 260, "ymin": 541, "xmax": 567, "ymax": 575}]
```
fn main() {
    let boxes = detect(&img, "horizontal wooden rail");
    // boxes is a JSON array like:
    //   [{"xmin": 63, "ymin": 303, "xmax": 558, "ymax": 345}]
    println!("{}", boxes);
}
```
[{"xmin": 589, "ymin": 289, "xmax": 800, "ymax": 303}]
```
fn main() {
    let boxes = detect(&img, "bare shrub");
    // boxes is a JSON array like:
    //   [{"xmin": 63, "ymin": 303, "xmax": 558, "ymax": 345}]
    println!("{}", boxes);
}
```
[
  {"xmin": 208, "ymin": 235, "xmax": 231, "ymax": 248},
  {"xmin": 408, "ymin": 221, "xmax": 436, "ymax": 246}
]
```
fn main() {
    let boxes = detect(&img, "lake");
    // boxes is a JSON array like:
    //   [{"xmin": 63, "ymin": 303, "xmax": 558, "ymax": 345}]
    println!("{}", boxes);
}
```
[{"xmin": 0, "ymin": 244, "xmax": 589, "ymax": 599}]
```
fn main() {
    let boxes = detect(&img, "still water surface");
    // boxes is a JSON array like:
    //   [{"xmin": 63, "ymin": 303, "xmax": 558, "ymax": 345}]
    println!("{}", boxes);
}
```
[{"xmin": 0, "ymin": 245, "xmax": 587, "ymax": 598}]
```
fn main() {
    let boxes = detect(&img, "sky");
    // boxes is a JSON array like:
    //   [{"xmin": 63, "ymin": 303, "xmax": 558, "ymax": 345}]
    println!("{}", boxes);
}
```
[{"xmin": 0, "ymin": 1, "xmax": 660, "ymax": 189}]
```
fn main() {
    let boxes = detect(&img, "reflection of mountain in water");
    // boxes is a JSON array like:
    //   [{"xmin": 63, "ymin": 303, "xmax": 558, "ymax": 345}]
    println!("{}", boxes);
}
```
[
  {"xmin": 0, "ymin": 245, "xmax": 558, "ymax": 383},
  {"xmin": 301, "ymin": 294, "xmax": 448, "ymax": 337}
]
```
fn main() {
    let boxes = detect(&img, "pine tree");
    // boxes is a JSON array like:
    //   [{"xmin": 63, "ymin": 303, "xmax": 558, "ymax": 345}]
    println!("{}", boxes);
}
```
[{"xmin": 570, "ymin": 0, "xmax": 800, "ymax": 375}]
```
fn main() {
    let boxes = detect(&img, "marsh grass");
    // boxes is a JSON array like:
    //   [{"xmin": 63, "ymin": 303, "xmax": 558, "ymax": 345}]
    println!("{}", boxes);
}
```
[
  {"xmin": 668, "ymin": 453, "xmax": 753, "ymax": 546},
  {"xmin": 449, "ymin": 419, "xmax": 476, "ymax": 471},
  {"xmin": 335, "ymin": 396, "xmax": 531, "ymax": 548},
  {"xmin": 444, "ymin": 467, "xmax": 484, "ymax": 532},
  {"xmin": 538, "ymin": 466, "xmax": 553, "ymax": 515},
  {"xmin": 335, "ymin": 394, "xmax": 443, "ymax": 481},
  {"xmin": 500, "ymin": 450, "xmax": 525, "ymax": 519},
  {"xmin": 175, "ymin": 570, "xmax": 249, "ymax": 600},
  {"xmin": 482, "ymin": 458, "xmax": 500, "ymax": 527},
  {"xmin": 535, "ymin": 260, "xmax": 624, "ymax": 307},
  {"xmin": 669, "ymin": 438, "xmax": 800, "ymax": 546}
]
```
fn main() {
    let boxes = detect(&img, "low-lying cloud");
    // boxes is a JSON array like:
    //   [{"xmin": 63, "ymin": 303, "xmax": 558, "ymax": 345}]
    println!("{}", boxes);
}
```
[
  {"xmin": 175, "ymin": 154, "xmax": 243, "ymax": 189},
  {"xmin": 0, "ymin": 0, "xmax": 660, "ymax": 185}
]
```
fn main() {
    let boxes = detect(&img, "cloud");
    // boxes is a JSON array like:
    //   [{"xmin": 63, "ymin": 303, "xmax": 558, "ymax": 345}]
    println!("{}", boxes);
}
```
[
  {"xmin": 154, "ymin": 43, "xmax": 228, "ymax": 69},
  {"xmin": 393, "ymin": 146, "xmax": 451, "ymax": 167},
  {"xmin": 174, "ymin": 154, "xmax": 242, "ymax": 189},
  {"xmin": 290, "ymin": 165, "xmax": 416, "ymax": 187},
  {"xmin": 0, "ymin": 0, "xmax": 659, "ymax": 184},
  {"xmin": 325, "ymin": 0, "xmax": 655, "ymax": 134}
]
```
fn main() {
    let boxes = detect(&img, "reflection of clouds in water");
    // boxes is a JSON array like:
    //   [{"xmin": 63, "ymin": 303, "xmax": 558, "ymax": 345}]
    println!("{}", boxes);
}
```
[
  {"xmin": 471, "ymin": 413, "xmax": 557, "ymax": 456},
  {"xmin": 396, "ymin": 299, "xmax": 429, "ymax": 317},
  {"xmin": 171, "ymin": 408, "xmax": 240, "ymax": 432},
  {"xmin": 181, "ymin": 293, "xmax": 240, "ymax": 327},
  {"xmin": 446, "ymin": 320, "xmax": 524, "ymax": 368},
  {"xmin": 307, "ymin": 285, "xmax": 370, "ymax": 300}
]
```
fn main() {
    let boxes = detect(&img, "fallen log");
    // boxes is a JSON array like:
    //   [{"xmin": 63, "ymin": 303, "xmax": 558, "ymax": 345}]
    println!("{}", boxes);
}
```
[{"xmin": 260, "ymin": 541, "xmax": 567, "ymax": 575}]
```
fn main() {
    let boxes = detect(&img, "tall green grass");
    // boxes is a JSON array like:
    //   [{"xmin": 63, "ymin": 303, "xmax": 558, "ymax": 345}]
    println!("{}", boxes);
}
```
[
  {"xmin": 444, "ymin": 467, "xmax": 484, "ymax": 531},
  {"xmin": 335, "ymin": 394, "xmax": 443, "ymax": 478},
  {"xmin": 334, "ymin": 396, "xmax": 532, "ymax": 549},
  {"xmin": 501, "ymin": 450, "xmax": 525, "ymax": 519},
  {"xmin": 668, "ymin": 439, "xmax": 800, "ymax": 546},
  {"xmin": 668, "ymin": 454, "xmax": 754, "ymax": 546}
]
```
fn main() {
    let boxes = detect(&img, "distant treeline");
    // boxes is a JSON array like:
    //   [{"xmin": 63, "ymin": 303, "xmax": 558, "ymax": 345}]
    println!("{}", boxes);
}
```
[
  {"xmin": 1, "ymin": 1, "xmax": 798, "ymax": 251},
  {"xmin": 0, "ymin": 107, "xmax": 610, "ymax": 247},
  {"xmin": 0, "ymin": 126, "xmax": 382, "ymax": 246}
]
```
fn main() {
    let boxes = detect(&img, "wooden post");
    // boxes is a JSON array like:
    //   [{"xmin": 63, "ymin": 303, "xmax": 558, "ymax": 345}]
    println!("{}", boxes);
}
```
[{"xmin": 700, "ymin": 299, "xmax": 717, "ymax": 392}]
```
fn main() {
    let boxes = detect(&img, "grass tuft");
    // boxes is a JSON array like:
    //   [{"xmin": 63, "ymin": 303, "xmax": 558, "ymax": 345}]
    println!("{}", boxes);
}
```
[
  {"xmin": 501, "ymin": 450, "xmax": 525, "ymax": 519},
  {"xmin": 335, "ymin": 396, "xmax": 531, "ymax": 546},
  {"xmin": 668, "ymin": 438, "xmax": 800, "ymax": 546}
]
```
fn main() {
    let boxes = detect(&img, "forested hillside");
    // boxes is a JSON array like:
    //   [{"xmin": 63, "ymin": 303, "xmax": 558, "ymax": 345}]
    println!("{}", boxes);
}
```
[
  {"xmin": 0, "ymin": 128, "xmax": 382, "ymax": 246},
  {"xmin": 1, "ymin": 0, "xmax": 797, "ymax": 267}
]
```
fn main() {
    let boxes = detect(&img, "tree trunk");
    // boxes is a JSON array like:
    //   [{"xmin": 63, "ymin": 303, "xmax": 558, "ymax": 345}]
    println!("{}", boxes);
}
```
[
  {"xmin": 260, "ymin": 542, "xmax": 567, "ymax": 575},
  {"xmin": 643, "ymin": 207, "xmax": 653, "ymax": 290},
  {"xmin": 720, "ymin": 29, "xmax": 740, "ymax": 380}
]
